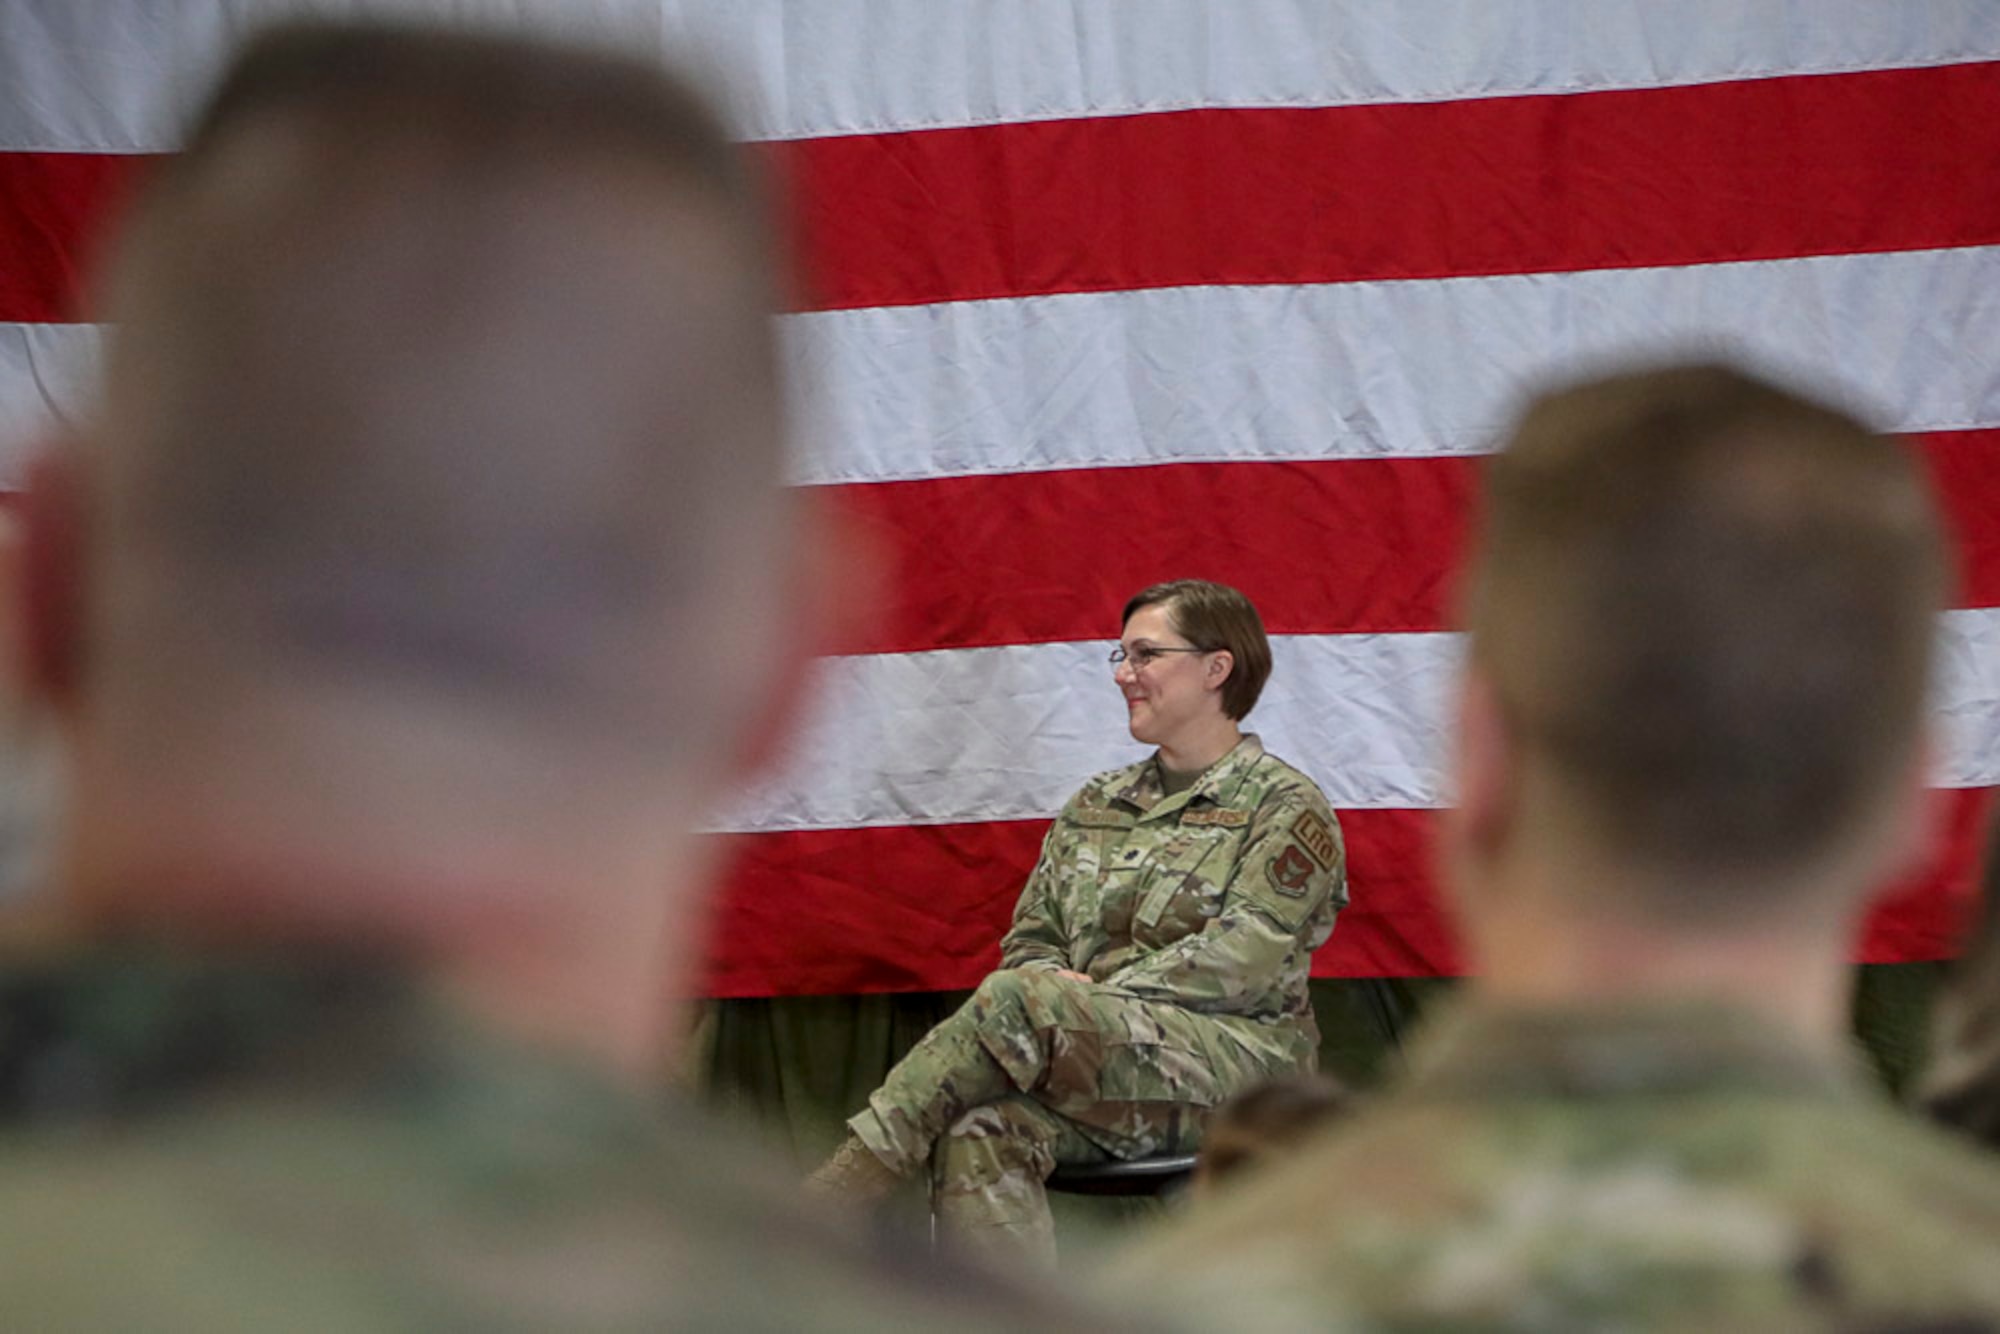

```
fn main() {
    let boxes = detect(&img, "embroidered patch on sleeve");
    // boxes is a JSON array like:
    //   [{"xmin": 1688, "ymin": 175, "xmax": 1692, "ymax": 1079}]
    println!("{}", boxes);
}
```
[
  {"xmin": 1290, "ymin": 809, "xmax": 1338, "ymax": 869},
  {"xmin": 1270, "ymin": 844, "xmax": 1316, "ymax": 897}
]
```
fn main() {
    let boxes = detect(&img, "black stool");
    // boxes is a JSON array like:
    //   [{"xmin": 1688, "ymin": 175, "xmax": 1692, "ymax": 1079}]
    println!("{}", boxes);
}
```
[{"xmin": 1046, "ymin": 1153, "xmax": 1198, "ymax": 1198}]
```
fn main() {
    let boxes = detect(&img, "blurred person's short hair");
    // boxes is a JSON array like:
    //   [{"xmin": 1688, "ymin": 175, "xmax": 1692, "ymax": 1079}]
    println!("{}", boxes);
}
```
[
  {"xmin": 87, "ymin": 20, "xmax": 785, "ymax": 759},
  {"xmin": 1194, "ymin": 1073, "xmax": 1354, "ymax": 1192},
  {"xmin": 1467, "ymin": 364, "xmax": 1946, "ymax": 912},
  {"xmin": 1122, "ymin": 580, "xmax": 1273, "ymax": 720}
]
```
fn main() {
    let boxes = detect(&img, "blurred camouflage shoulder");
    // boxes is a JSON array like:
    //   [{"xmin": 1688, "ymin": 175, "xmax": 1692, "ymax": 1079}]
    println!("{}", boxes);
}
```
[
  {"xmin": 1104, "ymin": 1002, "xmax": 2000, "ymax": 1331},
  {"xmin": 0, "ymin": 946, "xmax": 1130, "ymax": 1332}
]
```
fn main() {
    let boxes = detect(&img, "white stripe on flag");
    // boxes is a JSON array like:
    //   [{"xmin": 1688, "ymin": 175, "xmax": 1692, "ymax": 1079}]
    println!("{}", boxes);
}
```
[
  {"xmin": 0, "ymin": 1, "xmax": 669, "ymax": 154},
  {"xmin": 711, "ymin": 608, "xmax": 2000, "ymax": 834},
  {"xmin": 0, "ymin": 322, "xmax": 98, "ymax": 474},
  {"xmin": 12, "ymin": 245, "xmax": 2000, "ymax": 485},
  {"xmin": 6, "ymin": 0, "xmax": 1997, "ymax": 150},
  {"xmin": 781, "ymin": 246, "xmax": 2000, "ymax": 485},
  {"xmin": 663, "ymin": 0, "xmax": 2000, "ymax": 141}
]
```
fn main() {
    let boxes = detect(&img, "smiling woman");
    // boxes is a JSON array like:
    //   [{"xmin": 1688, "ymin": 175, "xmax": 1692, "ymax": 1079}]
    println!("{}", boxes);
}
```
[
  {"xmin": 1114, "ymin": 579, "xmax": 1274, "ymax": 778},
  {"xmin": 806, "ymin": 579, "xmax": 1346, "ymax": 1267}
]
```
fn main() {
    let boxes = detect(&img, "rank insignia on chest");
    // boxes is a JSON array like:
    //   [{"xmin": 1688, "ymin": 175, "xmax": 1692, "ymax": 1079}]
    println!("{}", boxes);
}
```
[
  {"xmin": 1271, "ymin": 843, "xmax": 1316, "ymax": 897},
  {"xmin": 1180, "ymin": 807, "xmax": 1249, "ymax": 828},
  {"xmin": 1290, "ymin": 809, "xmax": 1338, "ymax": 869}
]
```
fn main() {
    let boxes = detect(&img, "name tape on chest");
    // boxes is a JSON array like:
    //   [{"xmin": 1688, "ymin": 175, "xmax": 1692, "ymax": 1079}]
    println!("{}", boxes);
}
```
[
  {"xmin": 1068, "ymin": 808, "xmax": 1137, "ymax": 829},
  {"xmin": 1291, "ymin": 810, "xmax": 1338, "ymax": 869},
  {"xmin": 1179, "ymin": 807, "xmax": 1250, "ymax": 828}
]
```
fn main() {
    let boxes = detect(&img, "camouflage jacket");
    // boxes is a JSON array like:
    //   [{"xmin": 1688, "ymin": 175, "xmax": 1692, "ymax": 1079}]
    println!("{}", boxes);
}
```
[
  {"xmin": 0, "ymin": 945, "xmax": 1123, "ymax": 1332},
  {"xmin": 1000, "ymin": 735, "xmax": 1345, "ymax": 1036},
  {"xmin": 1106, "ymin": 1000, "xmax": 2000, "ymax": 1331}
]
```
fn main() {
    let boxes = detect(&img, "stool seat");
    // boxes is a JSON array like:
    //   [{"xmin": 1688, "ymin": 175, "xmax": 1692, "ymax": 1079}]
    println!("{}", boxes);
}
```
[{"xmin": 1046, "ymin": 1153, "xmax": 1198, "ymax": 1197}]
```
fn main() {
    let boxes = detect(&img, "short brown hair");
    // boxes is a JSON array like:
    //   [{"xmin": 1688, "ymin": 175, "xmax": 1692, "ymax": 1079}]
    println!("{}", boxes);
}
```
[
  {"xmin": 1469, "ymin": 364, "xmax": 1945, "ymax": 895},
  {"xmin": 91, "ymin": 21, "xmax": 783, "ymax": 743},
  {"xmin": 1197, "ymin": 1074, "xmax": 1354, "ymax": 1190},
  {"xmin": 1122, "ymin": 580, "xmax": 1272, "ymax": 720}
]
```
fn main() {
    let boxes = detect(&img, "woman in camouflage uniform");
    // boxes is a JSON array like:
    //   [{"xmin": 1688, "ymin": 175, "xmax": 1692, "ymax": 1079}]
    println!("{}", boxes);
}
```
[{"xmin": 809, "ymin": 580, "xmax": 1346, "ymax": 1267}]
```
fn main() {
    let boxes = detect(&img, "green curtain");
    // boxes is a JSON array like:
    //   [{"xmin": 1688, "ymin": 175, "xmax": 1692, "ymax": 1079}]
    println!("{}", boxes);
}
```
[{"xmin": 691, "ymin": 963, "xmax": 1950, "ymax": 1171}]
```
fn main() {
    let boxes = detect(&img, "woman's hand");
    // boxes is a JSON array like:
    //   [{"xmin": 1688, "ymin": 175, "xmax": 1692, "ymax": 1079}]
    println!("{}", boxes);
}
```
[{"xmin": 1055, "ymin": 969, "xmax": 1093, "ymax": 984}]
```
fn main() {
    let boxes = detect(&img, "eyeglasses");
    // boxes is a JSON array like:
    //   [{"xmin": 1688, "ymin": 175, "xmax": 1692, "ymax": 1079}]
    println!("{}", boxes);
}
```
[{"xmin": 1108, "ymin": 644, "xmax": 1211, "ymax": 669}]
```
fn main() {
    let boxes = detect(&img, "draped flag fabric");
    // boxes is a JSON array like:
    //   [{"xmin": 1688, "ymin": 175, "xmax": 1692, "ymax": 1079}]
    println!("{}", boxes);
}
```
[{"xmin": 3, "ymin": 3, "xmax": 1998, "ymax": 997}]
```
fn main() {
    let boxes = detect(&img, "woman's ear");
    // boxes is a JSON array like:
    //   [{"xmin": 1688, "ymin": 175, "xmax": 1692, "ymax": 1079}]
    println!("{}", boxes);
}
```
[{"xmin": 1205, "ymin": 648, "xmax": 1234, "ymax": 693}]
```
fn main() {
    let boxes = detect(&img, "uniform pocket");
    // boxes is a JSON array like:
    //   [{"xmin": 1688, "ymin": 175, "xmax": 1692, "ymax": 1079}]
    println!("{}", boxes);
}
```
[{"xmin": 1132, "ymin": 828, "xmax": 1236, "ymax": 936}]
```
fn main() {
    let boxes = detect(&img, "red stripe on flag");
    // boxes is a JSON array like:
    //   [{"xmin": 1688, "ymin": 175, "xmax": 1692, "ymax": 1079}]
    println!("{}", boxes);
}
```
[
  {"xmin": 829, "ymin": 429, "xmax": 2000, "ymax": 655},
  {"xmin": 699, "ymin": 789, "xmax": 1986, "ymax": 997},
  {"xmin": 1857, "ymin": 785, "xmax": 1991, "ymax": 966},
  {"xmin": 830, "ymin": 456, "xmax": 1477, "ymax": 651},
  {"xmin": 1930, "ymin": 427, "xmax": 2000, "ymax": 612},
  {"xmin": 0, "ymin": 151, "xmax": 139, "ymax": 324},
  {"xmin": 7, "ymin": 63, "xmax": 2000, "ymax": 323},
  {"xmin": 775, "ymin": 61, "xmax": 2000, "ymax": 311}
]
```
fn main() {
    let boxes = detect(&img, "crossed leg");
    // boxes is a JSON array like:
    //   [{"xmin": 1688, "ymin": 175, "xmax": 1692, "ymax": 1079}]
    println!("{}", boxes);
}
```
[{"xmin": 844, "ymin": 968, "xmax": 1301, "ymax": 1265}]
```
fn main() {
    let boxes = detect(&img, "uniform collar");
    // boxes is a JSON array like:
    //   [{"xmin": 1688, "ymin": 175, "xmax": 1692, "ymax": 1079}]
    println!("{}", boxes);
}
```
[
  {"xmin": 1399, "ymin": 998, "xmax": 1864, "ymax": 1104},
  {"xmin": 1112, "ymin": 733, "xmax": 1265, "ymax": 815}
]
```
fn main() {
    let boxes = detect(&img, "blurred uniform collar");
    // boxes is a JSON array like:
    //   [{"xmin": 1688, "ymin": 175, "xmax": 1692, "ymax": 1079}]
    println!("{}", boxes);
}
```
[
  {"xmin": 0, "ymin": 940, "xmax": 647, "ymax": 1141},
  {"xmin": 1399, "ymin": 997, "xmax": 1863, "ymax": 1104}
]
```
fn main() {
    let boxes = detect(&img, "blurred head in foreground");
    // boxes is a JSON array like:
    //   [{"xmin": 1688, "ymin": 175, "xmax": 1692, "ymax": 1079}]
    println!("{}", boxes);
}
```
[
  {"xmin": 0, "ymin": 31, "xmax": 1112, "ymax": 1329},
  {"xmin": 16, "ymin": 19, "xmax": 817, "ymax": 1073},
  {"xmin": 1190, "ymin": 1073, "xmax": 1354, "ymax": 1198},
  {"xmin": 1448, "ymin": 363, "xmax": 1945, "ymax": 1035},
  {"xmin": 1098, "ymin": 366, "xmax": 2000, "ymax": 1330},
  {"xmin": 1922, "ymin": 819, "xmax": 2000, "ymax": 1151}
]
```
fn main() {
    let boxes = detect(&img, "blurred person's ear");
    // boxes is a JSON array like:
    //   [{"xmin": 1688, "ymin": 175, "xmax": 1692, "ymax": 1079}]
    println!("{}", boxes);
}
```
[
  {"xmin": 0, "ymin": 445, "xmax": 73, "ymax": 920},
  {"xmin": 14, "ymin": 446, "xmax": 85, "ymax": 715},
  {"xmin": 1873, "ymin": 731, "xmax": 1949, "ymax": 893},
  {"xmin": 1442, "ymin": 665, "xmax": 1516, "ymax": 908},
  {"xmin": 727, "ymin": 491, "xmax": 885, "ymax": 780},
  {"xmin": 0, "ymin": 497, "xmax": 21, "ymax": 707}
]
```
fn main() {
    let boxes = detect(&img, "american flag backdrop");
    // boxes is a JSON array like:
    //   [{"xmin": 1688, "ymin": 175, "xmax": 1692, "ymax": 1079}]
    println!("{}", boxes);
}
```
[{"xmin": 3, "ymin": 3, "xmax": 1998, "ymax": 997}]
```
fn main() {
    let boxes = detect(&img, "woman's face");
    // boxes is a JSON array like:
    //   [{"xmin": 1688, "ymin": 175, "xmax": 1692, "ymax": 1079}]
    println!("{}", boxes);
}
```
[{"xmin": 1114, "ymin": 603, "xmax": 1224, "ymax": 747}]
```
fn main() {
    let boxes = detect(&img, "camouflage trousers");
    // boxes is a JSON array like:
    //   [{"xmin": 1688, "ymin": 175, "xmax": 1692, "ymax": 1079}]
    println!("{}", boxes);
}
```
[{"xmin": 848, "ymin": 968, "xmax": 1309, "ymax": 1268}]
